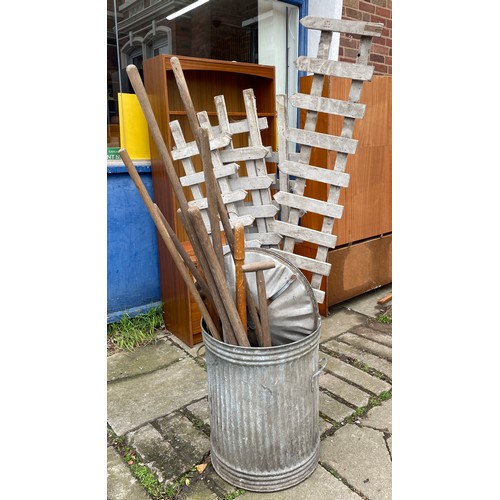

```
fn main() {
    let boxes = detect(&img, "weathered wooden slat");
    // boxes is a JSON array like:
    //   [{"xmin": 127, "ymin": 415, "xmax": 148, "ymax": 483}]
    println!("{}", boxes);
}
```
[
  {"xmin": 227, "ymin": 214, "xmax": 255, "ymax": 227},
  {"xmin": 237, "ymin": 204, "xmax": 279, "ymax": 218},
  {"xmin": 180, "ymin": 163, "xmax": 239, "ymax": 187},
  {"xmin": 211, "ymin": 115, "xmax": 269, "ymax": 136},
  {"xmin": 270, "ymin": 249, "xmax": 332, "ymax": 276},
  {"xmin": 276, "ymin": 94, "xmax": 290, "ymax": 222},
  {"xmin": 269, "ymin": 220, "xmax": 338, "ymax": 249},
  {"xmin": 312, "ymin": 287, "xmax": 325, "ymax": 304},
  {"xmin": 228, "ymin": 175, "xmax": 273, "ymax": 191},
  {"xmin": 220, "ymin": 146, "xmax": 271, "ymax": 163},
  {"xmin": 295, "ymin": 56, "xmax": 374, "ymax": 81},
  {"xmin": 274, "ymin": 191, "xmax": 344, "ymax": 219},
  {"xmin": 289, "ymin": 93, "xmax": 365, "ymax": 119},
  {"xmin": 188, "ymin": 189, "xmax": 248, "ymax": 210},
  {"xmin": 170, "ymin": 131, "xmax": 232, "ymax": 160},
  {"xmin": 286, "ymin": 128, "xmax": 358, "ymax": 154},
  {"xmin": 300, "ymin": 16, "xmax": 384, "ymax": 37},
  {"xmin": 278, "ymin": 160, "xmax": 350, "ymax": 188},
  {"xmin": 244, "ymin": 232, "xmax": 283, "ymax": 246}
]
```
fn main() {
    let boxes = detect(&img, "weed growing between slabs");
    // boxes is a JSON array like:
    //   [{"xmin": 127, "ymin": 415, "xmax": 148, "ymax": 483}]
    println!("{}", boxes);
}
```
[{"xmin": 107, "ymin": 305, "xmax": 164, "ymax": 352}]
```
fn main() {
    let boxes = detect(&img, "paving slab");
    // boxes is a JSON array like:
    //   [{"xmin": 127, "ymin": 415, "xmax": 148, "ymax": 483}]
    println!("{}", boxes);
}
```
[
  {"xmin": 319, "ymin": 392, "xmax": 353, "ymax": 422},
  {"xmin": 155, "ymin": 412, "xmax": 211, "ymax": 462},
  {"xmin": 319, "ymin": 417, "xmax": 333, "ymax": 436},
  {"xmin": 126, "ymin": 423, "xmax": 193, "ymax": 485},
  {"xmin": 360, "ymin": 399, "xmax": 392, "ymax": 433},
  {"xmin": 320, "ymin": 308, "xmax": 367, "ymax": 342},
  {"xmin": 321, "ymin": 339, "xmax": 392, "ymax": 379},
  {"xmin": 324, "ymin": 354, "xmax": 391, "ymax": 395},
  {"xmin": 349, "ymin": 325, "xmax": 392, "ymax": 347},
  {"xmin": 243, "ymin": 464, "xmax": 361, "ymax": 499},
  {"xmin": 321, "ymin": 424, "xmax": 392, "ymax": 500},
  {"xmin": 339, "ymin": 284, "xmax": 392, "ymax": 318},
  {"xmin": 107, "ymin": 446, "xmax": 150, "ymax": 500},
  {"xmin": 337, "ymin": 332, "xmax": 392, "ymax": 361},
  {"xmin": 186, "ymin": 397, "xmax": 211, "ymax": 427},
  {"xmin": 108, "ymin": 357, "xmax": 208, "ymax": 435},
  {"xmin": 107, "ymin": 340, "xmax": 187, "ymax": 381},
  {"xmin": 319, "ymin": 372, "xmax": 371, "ymax": 408}
]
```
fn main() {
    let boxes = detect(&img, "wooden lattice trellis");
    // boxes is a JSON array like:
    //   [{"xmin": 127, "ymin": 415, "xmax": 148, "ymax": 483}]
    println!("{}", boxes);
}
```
[
  {"xmin": 269, "ymin": 16, "xmax": 384, "ymax": 304},
  {"xmin": 169, "ymin": 88, "xmax": 280, "ymax": 249}
]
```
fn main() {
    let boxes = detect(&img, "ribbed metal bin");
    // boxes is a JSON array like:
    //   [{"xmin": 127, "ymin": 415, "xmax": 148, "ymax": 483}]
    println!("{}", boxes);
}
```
[{"xmin": 202, "ymin": 317, "xmax": 323, "ymax": 492}]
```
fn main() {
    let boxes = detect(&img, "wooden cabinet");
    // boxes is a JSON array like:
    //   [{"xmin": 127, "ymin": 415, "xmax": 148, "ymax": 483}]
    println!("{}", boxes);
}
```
[
  {"xmin": 143, "ymin": 55, "xmax": 276, "ymax": 347},
  {"xmin": 294, "ymin": 74, "xmax": 392, "ymax": 316}
]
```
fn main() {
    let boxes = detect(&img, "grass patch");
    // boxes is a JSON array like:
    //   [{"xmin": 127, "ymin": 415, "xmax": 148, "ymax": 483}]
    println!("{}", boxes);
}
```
[
  {"xmin": 376, "ymin": 313, "xmax": 392, "ymax": 324},
  {"xmin": 107, "ymin": 305, "xmax": 164, "ymax": 352}
]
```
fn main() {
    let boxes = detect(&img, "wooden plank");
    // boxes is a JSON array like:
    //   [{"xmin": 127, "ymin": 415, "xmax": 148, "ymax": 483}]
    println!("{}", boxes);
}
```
[
  {"xmin": 180, "ymin": 163, "xmax": 239, "ymax": 187},
  {"xmin": 278, "ymin": 160, "xmax": 350, "ymax": 188},
  {"xmin": 228, "ymin": 175, "xmax": 273, "ymax": 191},
  {"xmin": 312, "ymin": 288, "xmax": 325, "ymax": 304},
  {"xmin": 211, "ymin": 115, "xmax": 269, "ymax": 136},
  {"xmin": 244, "ymin": 232, "xmax": 283, "ymax": 246},
  {"xmin": 289, "ymin": 93, "xmax": 365, "ymax": 119},
  {"xmin": 295, "ymin": 56, "xmax": 374, "ymax": 81},
  {"xmin": 300, "ymin": 16, "xmax": 384, "ymax": 37},
  {"xmin": 170, "ymin": 131, "xmax": 232, "ymax": 160},
  {"xmin": 270, "ymin": 248, "xmax": 332, "ymax": 276},
  {"xmin": 220, "ymin": 146, "xmax": 271, "ymax": 163},
  {"xmin": 276, "ymin": 94, "xmax": 290, "ymax": 222},
  {"xmin": 274, "ymin": 191, "xmax": 344, "ymax": 219},
  {"xmin": 286, "ymin": 128, "xmax": 358, "ymax": 154},
  {"xmin": 188, "ymin": 189, "xmax": 247, "ymax": 210},
  {"xmin": 237, "ymin": 204, "xmax": 279, "ymax": 218},
  {"xmin": 377, "ymin": 293, "xmax": 392, "ymax": 305},
  {"xmin": 269, "ymin": 220, "xmax": 338, "ymax": 249}
]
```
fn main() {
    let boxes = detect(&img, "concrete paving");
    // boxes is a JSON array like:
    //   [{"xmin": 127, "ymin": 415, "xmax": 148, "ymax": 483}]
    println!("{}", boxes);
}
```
[{"xmin": 107, "ymin": 283, "xmax": 392, "ymax": 499}]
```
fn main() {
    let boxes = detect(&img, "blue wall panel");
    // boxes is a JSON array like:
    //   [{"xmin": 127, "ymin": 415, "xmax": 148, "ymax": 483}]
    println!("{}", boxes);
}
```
[{"xmin": 107, "ymin": 167, "xmax": 161, "ymax": 322}]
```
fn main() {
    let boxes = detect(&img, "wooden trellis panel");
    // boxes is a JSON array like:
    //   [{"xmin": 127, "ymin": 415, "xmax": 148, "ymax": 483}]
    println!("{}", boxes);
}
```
[
  {"xmin": 214, "ymin": 90, "xmax": 281, "ymax": 247},
  {"xmin": 273, "ymin": 16, "xmax": 384, "ymax": 304},
  {"xmin": 170, "ymin": 120, "xmax": 254, "ymax": 235},
  {"xmin": 169, "ymin": 89, "xmax": 280, "ymax": 248}
]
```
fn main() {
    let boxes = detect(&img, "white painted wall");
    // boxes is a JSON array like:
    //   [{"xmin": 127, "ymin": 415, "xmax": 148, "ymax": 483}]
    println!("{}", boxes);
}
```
[{"xmin": 307, "ymin": 0, "xmax": 343, "ymax": 60}]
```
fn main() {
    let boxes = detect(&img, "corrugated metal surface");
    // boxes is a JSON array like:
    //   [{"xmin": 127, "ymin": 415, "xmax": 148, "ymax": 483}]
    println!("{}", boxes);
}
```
[{"xmin": 203, "ymin": 320, "xmax": 322, "ymax": 492}]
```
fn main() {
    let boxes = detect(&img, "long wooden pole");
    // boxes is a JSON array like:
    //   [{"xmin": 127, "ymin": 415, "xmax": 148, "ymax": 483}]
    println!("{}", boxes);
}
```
[
  {"xmin": 169, "ymin": 56, "xmax": 265, "ymax": 346},
  {"xmin": 188, "ymin": 206, "xmax": 250, "ymax": 347},
  {"xmin": 119, "ymin": 148, "xmax": 223, "ymax": 341}
]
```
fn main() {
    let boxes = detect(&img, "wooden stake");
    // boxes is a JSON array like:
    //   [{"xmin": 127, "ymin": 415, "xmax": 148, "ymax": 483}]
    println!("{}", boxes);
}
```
[{"xmin": 234, "ymin": 223, "xmax": 247, "ymax": 334}]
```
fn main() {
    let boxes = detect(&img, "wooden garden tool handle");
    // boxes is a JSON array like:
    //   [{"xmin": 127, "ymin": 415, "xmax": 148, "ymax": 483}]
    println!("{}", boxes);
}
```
[
  {"xmin": 119, "ymin": 148, "xmax": 223, "ymax": 342},
  {"xmin": 234, "ymin": 223, "xmax": 247, "ymax": 334},
  {"xmin": 169, "ymin": 56, "xmax": 265, "ymax": 346},
  {"xmin": 242, "ymin": 260, "xmax": 276, "ymax": 347},
  {"xmin": 188, "ymin": 206, "xmax": 250, "ymax": 347}
]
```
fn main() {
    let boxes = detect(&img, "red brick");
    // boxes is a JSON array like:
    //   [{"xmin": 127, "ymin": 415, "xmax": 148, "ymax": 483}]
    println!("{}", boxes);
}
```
[
  {"xmin": 344, "ymin": 7, "xmax": 364, "ymax": 20},
  {"xmin": 359, "ymin": 1, "xmax": 376, "ymax": 14},
  {"xmin": 375, "ymin": 5, "xmax": 391, "ymax": 18},
  {"xmin": 370, "ymin": 53, "xmax": 385, "ymax": 64},
  {"xmin": 371, "ymin": 43, "xmax": 390, "ymax": 56},
  {"xmin": 371, "ymin": 0, "xmax": 387, "ymax": 7},
  {"xmin": 343, "ymin": 0, "xmax": 359, "ymax": 7}
]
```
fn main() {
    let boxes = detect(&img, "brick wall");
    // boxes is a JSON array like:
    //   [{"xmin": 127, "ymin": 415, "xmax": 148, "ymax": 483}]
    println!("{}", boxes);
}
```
[{"xmin": 340, "ymin": 0, "xmax": 392, "ymax": 75}]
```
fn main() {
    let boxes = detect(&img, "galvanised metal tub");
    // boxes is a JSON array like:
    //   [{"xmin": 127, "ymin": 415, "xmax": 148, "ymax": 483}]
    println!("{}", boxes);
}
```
[{"xmin": 202, "ymin": 249, "xmax": 324, "ymax": 492}]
